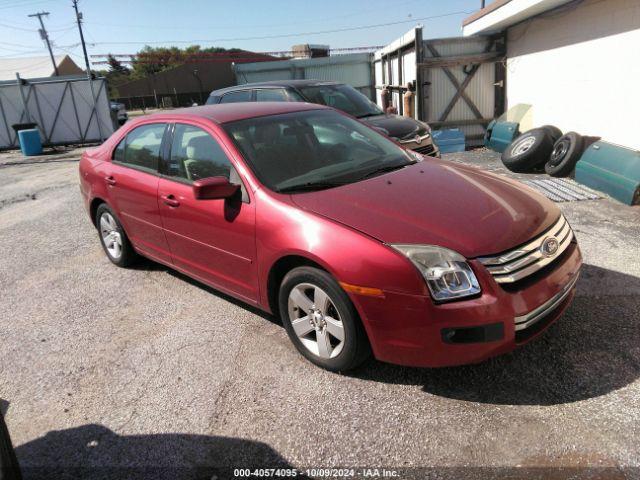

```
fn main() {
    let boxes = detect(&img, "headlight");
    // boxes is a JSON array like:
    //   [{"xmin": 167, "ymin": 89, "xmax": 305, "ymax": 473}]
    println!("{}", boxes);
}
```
[{"xmin": 390, "ymin": 245, "xmax": 481, "ymax": 302}]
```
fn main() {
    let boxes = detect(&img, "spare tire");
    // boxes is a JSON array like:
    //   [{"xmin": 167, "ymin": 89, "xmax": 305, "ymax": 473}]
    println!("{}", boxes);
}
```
[
  {"xmin": 545, "ymin": 132, "xmax": 584, "ymax": 177},
  {"xmin": 501, "ymin": 128, "xmax": 554, "ymax": 173},
  {"xmin": 541, "ymin": 125, "xmax": 563, "ymax": 143}
]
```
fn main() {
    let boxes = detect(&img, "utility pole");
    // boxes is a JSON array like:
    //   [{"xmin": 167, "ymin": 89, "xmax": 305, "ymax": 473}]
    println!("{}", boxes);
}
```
[
  {"xmin": 72, "ymin": 0, "xmax": 103, "ymax": 140},
  {"xmin": 28, "ymin": 11, "xmax": 59, "ymax": 76}
]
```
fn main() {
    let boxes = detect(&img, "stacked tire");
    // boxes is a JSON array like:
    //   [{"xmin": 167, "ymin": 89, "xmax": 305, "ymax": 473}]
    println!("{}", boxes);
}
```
[
  {"xmin": 501, "ymin": 125, "xmax": 584, "ymax": 177},
  {"xmin": 544, "ymin": 132, "xmax": 584, "ymax": 177}
]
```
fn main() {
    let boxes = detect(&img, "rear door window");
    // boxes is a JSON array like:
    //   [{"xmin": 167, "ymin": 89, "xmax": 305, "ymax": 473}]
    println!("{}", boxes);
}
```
[
  {"xmin": 113, "ymin": 123, "xmax": 166, "ymax": 173},
  {"xmin": 220, "ymin": 90, "xmax": 253, "ymax": 103}
]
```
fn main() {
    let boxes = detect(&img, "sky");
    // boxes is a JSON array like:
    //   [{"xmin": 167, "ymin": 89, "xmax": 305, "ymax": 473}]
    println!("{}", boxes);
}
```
[{"xmin": 0, "ymin": 0, "xmax": 482, "ymax": 67}]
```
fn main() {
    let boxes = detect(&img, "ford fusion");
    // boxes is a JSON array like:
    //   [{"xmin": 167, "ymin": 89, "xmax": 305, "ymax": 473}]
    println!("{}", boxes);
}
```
[{"xmin": 79, "ymin": 103, "xmax": 582, "ymax": 371}]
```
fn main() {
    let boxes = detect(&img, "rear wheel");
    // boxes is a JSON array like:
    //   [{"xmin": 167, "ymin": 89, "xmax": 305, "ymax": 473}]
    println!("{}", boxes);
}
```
[
  {"xmin": 96, "ymin": 204, "xmax": 138, "ymax": 267},
  {"xmin": 279, "ymin": 267, "xmax": 370, "ymax": 371}
]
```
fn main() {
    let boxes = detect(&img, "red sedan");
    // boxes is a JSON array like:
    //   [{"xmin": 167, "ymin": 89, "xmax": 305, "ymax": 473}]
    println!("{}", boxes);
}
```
[{"xmin": 79, "ymin": 102, "xmax": 582, "ymax": 371}]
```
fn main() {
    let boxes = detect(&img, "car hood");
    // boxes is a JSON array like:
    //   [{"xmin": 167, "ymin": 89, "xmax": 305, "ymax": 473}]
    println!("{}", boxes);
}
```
[
  {"xmin": 359, "ymin": 113, "xmax": 422, "ymax": 139},
  {"xmin": 290, "ymin": 160, "xmax": 559, "ymax": 258}
]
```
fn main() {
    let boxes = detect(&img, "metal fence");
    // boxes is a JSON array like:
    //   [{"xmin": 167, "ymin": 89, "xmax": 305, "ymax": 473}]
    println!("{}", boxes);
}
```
[
  {"xmin": 112, "ymin": 91, "xmax": 206, "ymax": 110},
  {"xmin": 0, "ymin": 74, "xmax": 113, "ymax": 150}
]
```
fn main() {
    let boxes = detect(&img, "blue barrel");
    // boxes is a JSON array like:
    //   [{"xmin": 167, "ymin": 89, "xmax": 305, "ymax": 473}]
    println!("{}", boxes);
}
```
[{"xmin": 18, "ymin": 128, "xmax": 43, "ymax": 156}]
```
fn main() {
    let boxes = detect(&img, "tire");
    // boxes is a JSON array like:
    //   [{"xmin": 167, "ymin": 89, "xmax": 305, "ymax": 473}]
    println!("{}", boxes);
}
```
[
  {"xmin": 541, "ymin": 125, "xmax": 563, "ymax": 143},
  {"xmin": 95, "ymin": 203, "xmax": 138, "ymax": 267},
  {"xmin": 279, "ymin": 267, "xmax": 371, "ymax": 372},
  {"xmin": 501, "ymin": 128, "xmax": 555, "ymax": 173},
  {"xmin": 545, "ymin": 132, "xmax": 584, "ymax": 177}
]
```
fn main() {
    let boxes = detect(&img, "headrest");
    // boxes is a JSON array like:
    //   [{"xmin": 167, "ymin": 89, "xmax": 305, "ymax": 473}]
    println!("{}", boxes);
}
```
[{"xmin": 186, "ymin": 134, "xmax": 213, "ymax": 160}]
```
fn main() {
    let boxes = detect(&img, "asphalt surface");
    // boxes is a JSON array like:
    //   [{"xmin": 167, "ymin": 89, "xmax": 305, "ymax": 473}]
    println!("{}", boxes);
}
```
[{"xmin": 0, "ymin": 148, "xmax": 639, "ymax": 479}]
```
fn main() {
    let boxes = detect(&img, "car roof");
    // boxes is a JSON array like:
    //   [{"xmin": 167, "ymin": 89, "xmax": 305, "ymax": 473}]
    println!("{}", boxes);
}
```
[
  {"xmin": 209, "ymin": 79, "xmax": 340, "ymax": 96},
  {"xmin": 144, "ymin": 101, "xmax": 327, "ymax": 125}
]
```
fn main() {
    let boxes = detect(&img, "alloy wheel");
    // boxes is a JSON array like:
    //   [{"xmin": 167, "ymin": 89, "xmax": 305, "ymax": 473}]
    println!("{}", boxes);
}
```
[
  {"xmin": 100, "ymin": 212, "xmax": 123, "ymax": 260},
  {"xmin": 287, "ymin": 283, "xmax": 345, "ymax": 359}
]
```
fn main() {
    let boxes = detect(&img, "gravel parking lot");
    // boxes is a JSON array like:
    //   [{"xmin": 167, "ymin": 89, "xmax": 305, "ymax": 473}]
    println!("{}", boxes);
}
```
[{"xmin": 1, "ymin": 147, "xmax": 639, "ymax": 479}]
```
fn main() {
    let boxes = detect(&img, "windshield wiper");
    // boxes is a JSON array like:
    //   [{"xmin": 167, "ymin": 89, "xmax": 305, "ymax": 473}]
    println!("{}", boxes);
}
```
[
  {"xmin": 357, "ymin": 163, "xmax": 410, "ymax": 180},
  {"xmin": 277, "ymin": 181, "xmax": 345, "ymax": 193}
]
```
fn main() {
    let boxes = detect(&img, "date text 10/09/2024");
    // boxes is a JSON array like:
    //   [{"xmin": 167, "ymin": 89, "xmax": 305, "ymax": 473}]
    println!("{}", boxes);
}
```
[{"xmin": 232, "ymin": 468, "xmax": 400, "ymax": 478}]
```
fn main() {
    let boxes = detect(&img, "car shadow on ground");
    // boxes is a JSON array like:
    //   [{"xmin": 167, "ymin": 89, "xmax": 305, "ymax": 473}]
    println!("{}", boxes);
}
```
[
  {"xmin": 350, "ymin": 264, "xmax": 640, "ymax": 405},
  {"xmin": 131, "ymin": 256, "xmax": 640, "ymax": 406},
  {"xmin": 12, "ymin": 423, "xmax": 300, "ymax": 480},
  {"xmin": 130, "ymin": 257, "xmax": 278, "ymax": 325}
]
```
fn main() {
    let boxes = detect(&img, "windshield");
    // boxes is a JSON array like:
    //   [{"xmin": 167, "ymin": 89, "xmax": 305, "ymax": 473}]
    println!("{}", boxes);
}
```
[
  {"xmin": 299, "ymin": 84, "xmax": 383, "ymax": 118},
  {"xmin": 223, "ymin": 109, "xmax": 415, "ymax": 193}
]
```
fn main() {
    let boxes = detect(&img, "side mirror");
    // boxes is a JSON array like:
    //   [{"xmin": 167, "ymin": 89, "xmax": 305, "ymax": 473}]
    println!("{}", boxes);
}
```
[{"xmin": 193, "ymin": 176, "xmax": 240, "ymax": 200}]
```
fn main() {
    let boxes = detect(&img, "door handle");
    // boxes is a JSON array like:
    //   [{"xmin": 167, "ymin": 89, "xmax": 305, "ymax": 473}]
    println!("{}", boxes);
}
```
[
  {"xmin": 105, "ymin": 176, "xmax": 116, "ymax": 186},
  {"xmin": 161, "ymin": 194, "xmax": 180, "ymax": 207}
]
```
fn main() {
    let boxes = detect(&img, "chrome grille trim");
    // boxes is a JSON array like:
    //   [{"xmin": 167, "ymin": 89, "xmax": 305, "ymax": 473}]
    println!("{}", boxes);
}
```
[
  {"xmin": 514, "ymin": 273, "xmax": 579, "ymax": 331},
  {"xmin": 478, "ymin": 215, "xmax": 573, "ymax": 284},
  {"xmin": 398, "ymin": 133, "xmax": 431, "ymax": 144}
]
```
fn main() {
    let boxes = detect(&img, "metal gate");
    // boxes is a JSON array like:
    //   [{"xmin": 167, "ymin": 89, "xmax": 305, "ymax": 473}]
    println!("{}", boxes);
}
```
[
  {"xmin": 0, "ymin": 74, "xmax": 113, "ymax": 150},
  {"xmin": 374, "ymin": 28, "xmax": 506, "ymax": 146}
]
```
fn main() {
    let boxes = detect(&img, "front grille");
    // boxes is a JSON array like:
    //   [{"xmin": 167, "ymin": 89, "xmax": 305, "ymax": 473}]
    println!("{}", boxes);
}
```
[
  {"xmin": 477, "ymin": 215, "xmax": 573, "ymax": 284},
  {"xmin": 413, "ymin": 144, "xmax": 435, "ymax": 155}
]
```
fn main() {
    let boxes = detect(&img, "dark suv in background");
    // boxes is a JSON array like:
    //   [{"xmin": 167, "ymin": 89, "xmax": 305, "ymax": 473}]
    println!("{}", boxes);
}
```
[{"xmin": 206, "ymin": 80, "xmax": 439, "ymax": 157}]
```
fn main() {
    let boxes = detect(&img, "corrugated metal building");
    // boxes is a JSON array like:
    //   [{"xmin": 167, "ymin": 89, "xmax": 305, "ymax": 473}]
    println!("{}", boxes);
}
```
[
  {"xmin": 374, "ymin": 28, "xmax": 504, "ymax": 146},
  {"xmin": 234, "ymin": 53, "xmax": 375, "ymax": 100}
]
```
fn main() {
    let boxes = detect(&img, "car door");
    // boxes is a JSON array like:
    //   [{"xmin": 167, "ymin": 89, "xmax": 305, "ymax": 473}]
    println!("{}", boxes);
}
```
[
  {"xmin": 157, "ymin": 122, "xmax": 258, "ymax": 303},
  {"xmin": 106, "ymin": 122, "xmax": 172, "ymax": 263}
]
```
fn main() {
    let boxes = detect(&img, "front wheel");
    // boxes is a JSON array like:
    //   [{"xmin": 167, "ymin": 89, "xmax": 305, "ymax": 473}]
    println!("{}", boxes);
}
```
[{"xmin": 279, "ymin": 267, "xmax": 371, "ymax": 372}]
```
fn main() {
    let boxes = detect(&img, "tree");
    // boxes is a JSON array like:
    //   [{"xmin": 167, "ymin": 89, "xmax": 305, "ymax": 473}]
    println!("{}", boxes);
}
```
[
  {"xmin": 130, "ymin": 45, "xmax": 244, "ymax": 79},
  {"xmin": 107, "ymin": 54, "xmax": 130, "ymax": 75},
  {"xmin": 97, "ymin": 54, "xmax": 131, "ymax": 98}
]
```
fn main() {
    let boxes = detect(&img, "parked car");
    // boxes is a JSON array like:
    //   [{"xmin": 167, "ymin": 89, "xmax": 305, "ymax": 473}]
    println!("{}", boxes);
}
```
[
  {"xmin": 110, "ymin": 102, "xmax": 128, "ymax": 126},
  {"xmin": 206, "ymin": 80, "xmax": 440, "ymax": 157},
  {"xmin": 79, "ymin": 102, "xmax": 582, "ymax": 371}
]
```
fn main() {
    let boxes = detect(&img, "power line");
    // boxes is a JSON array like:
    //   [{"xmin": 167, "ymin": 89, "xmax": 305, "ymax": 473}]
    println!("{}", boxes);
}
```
[
  {"xmin": 82, "ymin": 0, "xmax": 424, "ymax": 32},
  {"xmin": 27, "ymin": 10, "xmax": 58, "ymax": 75},
  {"xmin": 0, "ymin": 22, "xmax": 36, "ymax": 31},
  {"xmin": 91, "ymin": 45, "xmax": 383, "ymax": 60},
  {"xmin": 0, "ymin": 0, "xmax": 54, "ymax": 11},
  {"xmin": 86, "ymin": 10, "xmax": 473, "ymax": 46}
]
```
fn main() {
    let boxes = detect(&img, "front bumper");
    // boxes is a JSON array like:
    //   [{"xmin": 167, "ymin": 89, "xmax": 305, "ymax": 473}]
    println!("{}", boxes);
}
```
[{"xmin": 351, "ymin": 241, "xmax": 582, "ymax": 368}]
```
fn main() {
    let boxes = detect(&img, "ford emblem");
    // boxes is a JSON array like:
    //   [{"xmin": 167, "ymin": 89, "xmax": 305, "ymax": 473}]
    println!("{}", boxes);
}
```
[{"xmin": 540, "ymin": 237, "xmax": 559, "ymax": 257}]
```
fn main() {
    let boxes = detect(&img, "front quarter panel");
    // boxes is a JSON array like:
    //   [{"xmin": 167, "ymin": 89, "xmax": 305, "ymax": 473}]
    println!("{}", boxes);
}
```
[{"xmin": 255, "ymin": 190, "xmax": 429, "ymax": 307}]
